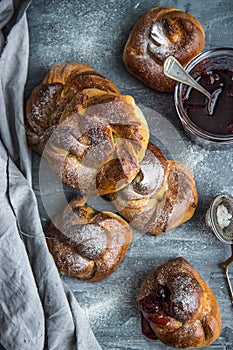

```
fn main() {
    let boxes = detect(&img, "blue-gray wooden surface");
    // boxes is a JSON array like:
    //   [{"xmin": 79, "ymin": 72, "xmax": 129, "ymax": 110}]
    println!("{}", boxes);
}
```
[{"xmin": 26, "ymin": 1, "xmax": 233, "ymax": 349}]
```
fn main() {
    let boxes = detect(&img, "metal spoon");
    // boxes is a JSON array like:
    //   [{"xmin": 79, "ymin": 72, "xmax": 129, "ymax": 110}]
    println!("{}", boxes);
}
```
[{"xmin": 163, "ymin": 56, "xmax": 221, "ymax": 115}]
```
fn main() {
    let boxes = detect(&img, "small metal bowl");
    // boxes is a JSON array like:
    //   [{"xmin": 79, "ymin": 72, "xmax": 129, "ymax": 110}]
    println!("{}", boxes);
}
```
[
  {"xmin": 206, "ymin": 194, "xmax": 233, "ymax": 244},
  {"xmin": 174, "ymin": 48, "xmax": 233, "ymax": 148},
  {"xmin": 205, "ymin": 193, "xmax": 233, "ymax": 302}
]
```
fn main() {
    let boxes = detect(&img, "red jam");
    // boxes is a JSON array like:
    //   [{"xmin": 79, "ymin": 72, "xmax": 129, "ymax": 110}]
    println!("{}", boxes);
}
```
[
  {"xmin": 183, "ymin": 69, "xmax": 233, "ymax": 135},
  {"xmin": 141, "ymin": 314, "xmax": 158, "ymax": 340},
  {"xmin": 147, "ymin": 313, "xmax": 170, "ymax": 326},
  {"xmin": 138, "ymin": 286, "xmax": 171, "ymax": 340}
]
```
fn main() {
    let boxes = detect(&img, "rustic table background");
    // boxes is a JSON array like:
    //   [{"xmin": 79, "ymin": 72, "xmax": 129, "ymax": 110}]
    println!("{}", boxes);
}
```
[{"xmin": 26, "ymin": 0, "xmax": 233, "ymax": 349}]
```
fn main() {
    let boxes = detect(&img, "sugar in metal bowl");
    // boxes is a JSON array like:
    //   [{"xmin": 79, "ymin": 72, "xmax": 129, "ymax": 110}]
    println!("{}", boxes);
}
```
[
  {"xmin": 205, "ymin": 193, "xmax": 233, "ymax": 302},
  {"xmin": 206, "ymin": 194, "xmax": 233, "ymax": 244}
]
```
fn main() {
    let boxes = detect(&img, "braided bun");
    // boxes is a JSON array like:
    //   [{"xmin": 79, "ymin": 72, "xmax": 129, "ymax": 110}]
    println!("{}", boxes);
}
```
[
  {"xmin": 137, "ymin": 257, "xmax": 222, "ymax": 348},
  {"xmin": 25, "ymin": 62, "xmax": 149, "ymax": 195},
  {"xmin": 123, "ymin": 7, "xmax": 205, "ymax": 92},
  {"xmin": 108, "ymin": 142, "xmax": 198, "ymax": 235},
  {"xmin": 46, "ymin": 195, "xmax": 133, "ymax": 282}
]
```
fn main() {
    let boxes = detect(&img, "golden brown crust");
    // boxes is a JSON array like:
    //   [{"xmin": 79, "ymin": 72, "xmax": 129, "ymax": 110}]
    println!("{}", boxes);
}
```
[
  {"xmin": 46, "ymin": 195, "xmax": 133, "ymax": 282},
  {"xmin": 108, "ymin": 142, "xmax": 168, "ymax": 223},
  {"xmin": 137, "ymin": 257, "xmax": 222, "ymax": 348},
  {"xmin": 123, "ymin": 7, "xmax": 205, "ymax": 92},
  {"xmin": 145, "ymin": 160, "xmax": 198, "ymax": 235},
  {"xmin": 42, "ymin": 62, "xmax": 95, "ymax": 85},
  {"xmin": 25, "ymin": 62, "xmax": 149, "ymax": 195},
  {"xmin": 108, "ymin": 142, "xmax": 198, "ymax": 235}
]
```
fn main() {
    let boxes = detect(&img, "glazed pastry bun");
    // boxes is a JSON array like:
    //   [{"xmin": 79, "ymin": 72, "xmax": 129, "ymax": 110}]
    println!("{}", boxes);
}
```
[
  {"xmin": 46, "ymin": 195, "xmax": 133, "ymax": 282},
  {"xmin": 123, "ymin": 7, "xmax": 205, "ymax": 92},
  {"xmin": 108, "ymin": 142, "xmax": 198, "ymax": 235},
  {"xmin": 137, "ymin": 257, "xmax": 222, "ymax": 348},
  {"xmin": 25, "ymin": 62, "xmax": 149, "ymax": 195}
]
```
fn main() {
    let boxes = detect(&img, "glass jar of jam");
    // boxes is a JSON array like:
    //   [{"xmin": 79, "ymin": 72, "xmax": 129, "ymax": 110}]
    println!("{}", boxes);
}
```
[{"xmin": 174, "ymin": 48, "xmax": 233, "ymax": 147}]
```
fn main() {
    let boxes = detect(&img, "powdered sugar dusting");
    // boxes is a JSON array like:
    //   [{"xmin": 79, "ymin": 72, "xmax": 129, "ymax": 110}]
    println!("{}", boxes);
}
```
[
  {"xmin": 170, "ymin": 273, "xmax": 203, "ymax": 322},
  {"xmin": 120, "ymin": 146, "xmax": 165, "ymax": 201},
  {"xmin": 66, "ymin": 223, "xmax": 107, "ymax": 260},
  {"xmin": 83, "ymin": 296, "xmax": 118, "ymax": 324},
  {"xmin": 135, "ymin": 148, "xmax": 165, "ymax": 195},
  {"xmin": 148, "ymin": 22, "xmax": 171, "ymax": 58},
  {"xmin": 181, "ymin": 143, "xmax": 206, "ymax": 171}
]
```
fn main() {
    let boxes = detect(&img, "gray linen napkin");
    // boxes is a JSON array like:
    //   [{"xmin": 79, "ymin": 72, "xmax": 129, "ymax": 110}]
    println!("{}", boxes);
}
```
[{"xmin": 0, "ymin": 1, "xmax": 102, "ymax": 349}]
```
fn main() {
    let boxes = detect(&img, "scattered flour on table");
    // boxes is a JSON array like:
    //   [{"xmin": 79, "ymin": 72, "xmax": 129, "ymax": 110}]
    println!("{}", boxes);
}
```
[
  {"xmin": 84, "ymin": 296, "xmax": 118, "ymax": 324},
  {"xmin": 181, "ymin": 144, "xmax": 206, "ymax": 171},
  {"xmin": 81, "ymin": 275, "xmax": 135, "ymax": 329}
]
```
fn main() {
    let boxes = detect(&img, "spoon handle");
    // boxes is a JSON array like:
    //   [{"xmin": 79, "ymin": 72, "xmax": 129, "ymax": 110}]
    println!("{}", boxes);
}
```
[{"xmin": 164, "ymin": 56, "xmax": 212, "ymax": 101}]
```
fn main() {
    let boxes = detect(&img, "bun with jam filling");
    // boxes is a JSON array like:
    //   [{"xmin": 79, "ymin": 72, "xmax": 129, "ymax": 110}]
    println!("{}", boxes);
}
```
[{"xmin": 137, "ymin": 257, "xmax": 222, "ymax": 348}]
